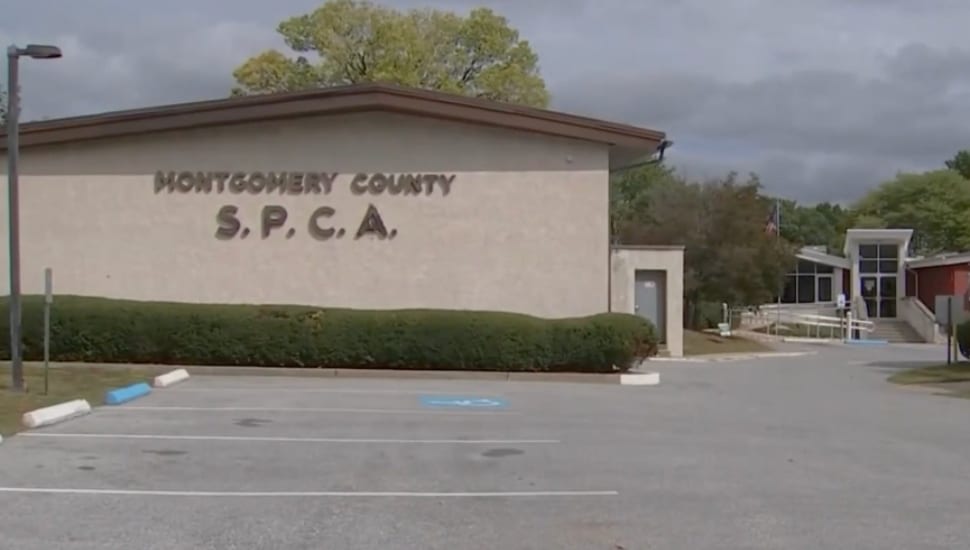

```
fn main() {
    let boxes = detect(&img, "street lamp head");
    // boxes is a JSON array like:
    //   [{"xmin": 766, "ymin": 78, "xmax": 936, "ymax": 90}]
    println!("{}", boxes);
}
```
[{"xmin": 22, "ymin": 44, "xmax": 62, "ymax": 59}]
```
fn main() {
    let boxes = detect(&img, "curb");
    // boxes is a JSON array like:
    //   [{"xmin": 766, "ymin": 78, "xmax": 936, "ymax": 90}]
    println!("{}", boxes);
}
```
[
  {"xmin": 783, "ymin": 337, "xmax": 841, "ymax": 344},
  {"xmin": 620, "ymin": 372, "xmax": 660, "ymax": 386},
  {"xmin": 105, "ymin": 382, "xmax": 153, "ymax": 405},
  {"xmin": 15, "ymin": 362, "xmax": 646, "ymax": 386},
  {"xmin": 845, "ymin": 339, "xmax": 889, "ymax": 346},
  {"xmin": 649, "ymin": 351, "xmax": 816, "ymax": 363},
  {"xmin": 153, "ymin": 368, "xmax": 190, "ymax": 388},
  {"xmin": 22, "ymin": 399, "xmax": 92, "ymax": 429}
]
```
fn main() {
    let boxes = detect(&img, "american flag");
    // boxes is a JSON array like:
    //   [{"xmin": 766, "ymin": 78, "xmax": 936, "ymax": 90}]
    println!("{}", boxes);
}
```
[{"xmin": 765, "ymin": 200, "xmax": 780, "ymax": 236}]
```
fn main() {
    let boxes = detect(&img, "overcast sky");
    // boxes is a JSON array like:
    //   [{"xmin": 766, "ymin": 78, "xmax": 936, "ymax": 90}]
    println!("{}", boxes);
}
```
[{"xmin": 4, "ymin": 0, "xmax": 970, "ymax": 203}]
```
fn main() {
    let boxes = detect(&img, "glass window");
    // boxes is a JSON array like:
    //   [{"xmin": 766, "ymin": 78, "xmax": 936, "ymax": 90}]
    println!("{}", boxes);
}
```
[
  {"xmin": 797, "ymin": 275, "xmax": 816, "ymax": 303},
  {"xmin": 817, "ymin": 276, "xmax": 833, "ymax": 302},
  {"xmin": 879, "ymin": 298, "xmax": 896, "ymax": 318},
  {"xmin": 879, "ymin": 244, "xmax": 898, "ymax": 258},
  {"xmin": 878, "ymin": 259, "xmax": 897, "ymax": 274},
  {"xmin": 796, "ymin": 260, "xmax": 816, "ymax": 273},
  {"xmin": 816, "ymin": 264, "xmax": 834, "ymax": 273},
  {"xmin": 859, "ymin": 244, "xmax": 879, "ymax": 259},
  {"xmin": 880, "ymin": 276, "xmax": 896, "ymax": 297},
  {"xmin": 860, "ymin": 260, "xmax": 878, "ymax": 273},
  {"xmin": 781, "ymin": 276, "xmax": 797, "ymax": 304}
]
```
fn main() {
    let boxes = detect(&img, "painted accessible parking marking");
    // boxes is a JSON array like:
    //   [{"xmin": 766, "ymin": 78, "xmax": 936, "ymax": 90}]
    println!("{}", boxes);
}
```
[{"xmin": 419, "ymin": 395, "xmax": 508, "ymax": 409}]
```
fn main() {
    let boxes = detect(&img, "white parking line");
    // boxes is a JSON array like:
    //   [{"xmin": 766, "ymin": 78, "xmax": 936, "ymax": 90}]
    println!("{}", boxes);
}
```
[
  {"xmin": 105, "ymin": 406, "xmax": 517, "ymax": 416},
  {"xmin": 21, "ymin": 433, "xmax": 558, "ymax": 444},
  {"xmin": 0, "ymin": 487, "xmax": 618, "ymax": 498}
]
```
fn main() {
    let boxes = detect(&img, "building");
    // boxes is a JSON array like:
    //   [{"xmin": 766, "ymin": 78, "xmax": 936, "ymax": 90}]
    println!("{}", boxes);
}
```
[
  {"xmin": 773, "ymin": 228, "xmax": 970, "ymax": 342},
  {"xmin": 0, "ymin": 84, "xmax": 685, "ymax": 356}
]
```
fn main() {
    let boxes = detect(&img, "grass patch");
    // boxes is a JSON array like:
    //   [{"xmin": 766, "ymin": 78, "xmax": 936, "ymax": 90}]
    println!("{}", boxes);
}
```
[
  {"xmin": 0, "ymin": 365, "xmax": 145, "ymax": 437},
  {"xmin": 683, "ymin": 330, "xmax": 771, "ymax": 356},
  {"xmin": 887, "ymin": 363, "xmax": 970, "ymax": 385}
]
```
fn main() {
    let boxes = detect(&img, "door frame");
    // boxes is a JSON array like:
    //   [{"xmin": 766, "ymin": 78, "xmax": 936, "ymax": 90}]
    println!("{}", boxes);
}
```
[
  {"xmin": 860, "ymin": 274, "xmax": 898, "ymax": 319},
  {"xmin": 634, "ymin": 269, "xmax": 667, "ymax": 343}
]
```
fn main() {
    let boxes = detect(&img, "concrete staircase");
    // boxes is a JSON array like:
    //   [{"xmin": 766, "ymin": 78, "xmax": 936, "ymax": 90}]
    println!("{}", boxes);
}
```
[{"xmin": 869, "ymin": 320, "xmax": 926, "ymax": 343}]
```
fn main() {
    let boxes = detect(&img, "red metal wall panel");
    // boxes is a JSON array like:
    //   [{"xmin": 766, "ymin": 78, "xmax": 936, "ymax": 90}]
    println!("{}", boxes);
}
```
[{"xmin": 910, "ymin": 263, "xmax": 970, "ymax": 312}]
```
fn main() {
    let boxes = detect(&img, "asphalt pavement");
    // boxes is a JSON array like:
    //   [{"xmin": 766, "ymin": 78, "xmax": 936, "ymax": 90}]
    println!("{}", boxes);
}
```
[{"xmin": 0, "ymin": 343, "xmax": 967, "ymax": 549}]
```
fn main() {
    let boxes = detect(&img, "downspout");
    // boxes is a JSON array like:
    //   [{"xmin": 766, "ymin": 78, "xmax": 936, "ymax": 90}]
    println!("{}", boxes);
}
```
[{"xmin": 606, "ymin": 140, "xmax": 673, "ymax": 312}]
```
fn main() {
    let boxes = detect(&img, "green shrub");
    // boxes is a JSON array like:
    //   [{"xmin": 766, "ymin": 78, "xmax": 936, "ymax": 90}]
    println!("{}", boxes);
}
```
[
  {"xmin": 958, "ymin": 319, "xmax": 970, "ymax": 359},
  {"xmin": 0, "ymin": 296, "xmax": 658, "ymax": 373}
]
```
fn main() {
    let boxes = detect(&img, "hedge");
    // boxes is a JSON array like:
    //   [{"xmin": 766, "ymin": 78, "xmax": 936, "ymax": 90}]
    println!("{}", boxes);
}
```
[
  {"xmin": 0, "ymin": 296, "xmax": 658, "ymax": 373},
  {"xmin": 958, "ymin": 319, "xmax": 970, "ymax": 359}
]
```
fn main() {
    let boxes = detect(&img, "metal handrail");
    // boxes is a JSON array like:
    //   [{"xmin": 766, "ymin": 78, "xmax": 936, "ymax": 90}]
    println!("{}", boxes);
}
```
[{"xmin": 734, "ymin": 305, "xmax": 874, "ymax": 339}]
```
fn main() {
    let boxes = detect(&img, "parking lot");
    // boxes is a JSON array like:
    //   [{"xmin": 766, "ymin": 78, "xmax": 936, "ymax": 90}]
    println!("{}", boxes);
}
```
[{"xmin": 1, "ymin": 345, "xmax": 968, "ymax": 549}]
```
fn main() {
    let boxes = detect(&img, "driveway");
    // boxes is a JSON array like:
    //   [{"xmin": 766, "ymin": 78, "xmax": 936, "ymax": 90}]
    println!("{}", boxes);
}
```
[{"xmin": 0, "ymin": 345, "xmax": 966, "ymax": 549}]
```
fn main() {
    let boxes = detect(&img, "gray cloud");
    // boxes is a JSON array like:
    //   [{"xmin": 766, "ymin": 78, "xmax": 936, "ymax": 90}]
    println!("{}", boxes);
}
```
[
  {"xmin": 553, "ymin": 41, "xmax": 970, "ymax": 202},
  {"xmin": 3, "ymin": 0, "xmax": 970, "ymax": 203}
]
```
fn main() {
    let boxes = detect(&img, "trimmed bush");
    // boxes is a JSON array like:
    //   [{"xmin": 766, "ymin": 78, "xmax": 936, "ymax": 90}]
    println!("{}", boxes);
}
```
[
  {"xmin": 958, "ymin": 319, "xmax": 970, "ymax": 359},
  {"xmin": 0, "ymin": 296, "xmax": 658, "ymax": 373}
]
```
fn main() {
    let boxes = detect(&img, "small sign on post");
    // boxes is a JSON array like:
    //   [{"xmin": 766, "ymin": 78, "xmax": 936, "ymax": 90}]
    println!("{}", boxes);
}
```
[
  {"xmin": 43, "ymin": 268, "xmax": 53, "ymax": 394},
  {"xmin": 935, "ymin": 295, "xmax": 964, "ymax": 365}
]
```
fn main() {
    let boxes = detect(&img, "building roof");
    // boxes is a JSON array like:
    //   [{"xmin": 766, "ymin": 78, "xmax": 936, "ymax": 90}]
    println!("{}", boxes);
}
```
[
  {"xmin": 843, "ymin": 228, "xmax": 913, "ymax": 256},
  {"xmin": 0, "ymin": 83, "xmax": 667, "ymax": 161},
  {"xmin": 797, "ymin": 247, "xmax": 850, "ymax": 269},
  {"xmin": 906, "ymin": 252, "xmax": 970, "ymax": 270}
]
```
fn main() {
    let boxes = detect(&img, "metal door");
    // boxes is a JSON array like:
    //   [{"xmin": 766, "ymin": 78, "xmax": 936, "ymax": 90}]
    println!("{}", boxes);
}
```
[{"xmin": 634, "ymin": 270, "xmax": 666, "ymax": 342}]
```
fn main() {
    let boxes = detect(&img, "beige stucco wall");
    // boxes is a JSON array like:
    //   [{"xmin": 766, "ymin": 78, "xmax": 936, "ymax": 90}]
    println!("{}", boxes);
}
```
[
  {"xmin": 0, "ymin": 112, "xmax": 613, "ymax": 318},
  {"xmin": 610, "ymin": 246, "xmax": 685, "ymax": 357}
]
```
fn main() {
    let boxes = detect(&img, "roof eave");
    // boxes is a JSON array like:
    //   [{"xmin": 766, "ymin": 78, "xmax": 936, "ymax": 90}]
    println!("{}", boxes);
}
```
[
  {"xmin": 797, "ymin": 248, "xmax": 851, "ymax": 269},
  {"xmin": 905, "ymin": 254, "xmax": 970, "ymax": 270},
  {"xmin": 0, "ymin": 84, "xmax": 665, "ymax": 153}
]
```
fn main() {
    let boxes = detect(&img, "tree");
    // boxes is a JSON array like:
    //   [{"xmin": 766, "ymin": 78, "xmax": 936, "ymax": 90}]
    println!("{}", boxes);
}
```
[
  {"xmin": 232, "ymin": 0, "xmax": 550, "ymax": 107},
  {"xmin": 851, "ymin": 169, "xmax": 970, "ymax": 254},
  {"xmin": 0, "ymin": 86, "xmax": 6, "ymax": 126},
  {"xmin": 611, "ymin": 168, "xmax": 796, "ymax": 328},
  {"xmin": 945, "ymin": 150, "xmax": 970, "ymax": 180},
  {"xmin": 775, "ymin": 200, "xmax": 851, "ymax": 252},
  {"xmin": 610, "ymin": 162, "xmax": 680, "ymax": 241}
]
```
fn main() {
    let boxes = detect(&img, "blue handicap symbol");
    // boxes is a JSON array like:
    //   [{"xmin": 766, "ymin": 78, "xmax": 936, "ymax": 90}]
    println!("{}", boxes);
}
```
[{"xmin": 419, "ymin": 395, "xmax": 508, "ymax": 409}]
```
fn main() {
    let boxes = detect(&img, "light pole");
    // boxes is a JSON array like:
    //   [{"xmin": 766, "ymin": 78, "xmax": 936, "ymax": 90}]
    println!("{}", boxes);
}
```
[{"xmin": 6, "ymin": 43, "xmax": 61, "ymax": 392}]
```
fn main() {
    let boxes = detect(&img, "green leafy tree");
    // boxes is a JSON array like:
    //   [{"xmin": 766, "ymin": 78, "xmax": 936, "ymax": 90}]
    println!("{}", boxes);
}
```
[
  {"xmin": 232, "ymin": 0, "xmax": 550, "ymax": 107},
  {"xmin": 851, "ymin": 169, "xmax": 970, "ymax": 254},
  {"xmin": 610, "ymin": 163, "xmax": 680, "ymax": 241},
  {"xmin": 611, "ymin": 168, "xmax": 796, "ymax": 328},
  {"xmin": 776, "ymin": 200, "xmax": 851, "ymax": 252},
  {"xmin": 945, "ymin": 150, "xmax": 970, "ymax": 180}
]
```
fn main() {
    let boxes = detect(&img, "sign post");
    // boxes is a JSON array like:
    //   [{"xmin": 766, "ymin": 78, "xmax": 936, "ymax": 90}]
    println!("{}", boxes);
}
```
[
  {"xmin": 935, "ymin": 295, "xmax": 963, "ymax": 365},
  {"xmin": 43, "ymin": 267, "xmax": 52, "ymax": 395},
  {"xmin": 946, "ymin": 308, "xmax": 953, "ymax": 365}
]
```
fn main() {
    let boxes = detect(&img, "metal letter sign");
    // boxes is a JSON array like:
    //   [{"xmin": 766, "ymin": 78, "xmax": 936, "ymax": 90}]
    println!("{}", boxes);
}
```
[{"xmin": 419, "ymin": 395, "xmax": 508, "ymax": 409}]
